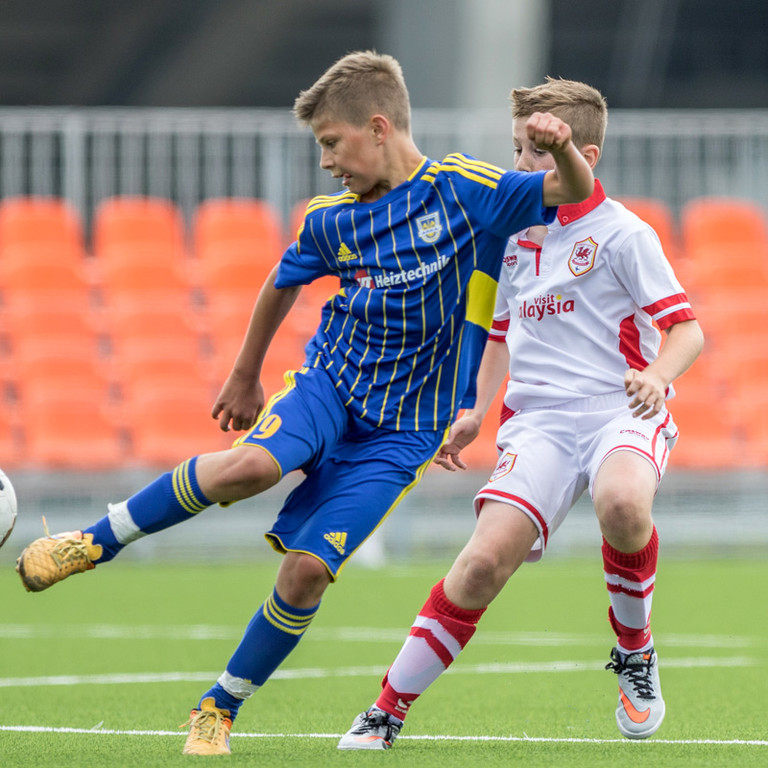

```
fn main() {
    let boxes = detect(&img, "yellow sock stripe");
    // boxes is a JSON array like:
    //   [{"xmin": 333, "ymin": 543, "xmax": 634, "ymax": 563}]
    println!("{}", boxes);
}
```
[
  {"xmin": 266, "ymin": 593, "xmax": 317, "ymax": 629},
  {"xmin": 262, "ymin": 594, "xmax": 316, "ymax": 636},
  {"xmin": 172, "ymin": 461, "xmax": 208, "ymax": 514}
]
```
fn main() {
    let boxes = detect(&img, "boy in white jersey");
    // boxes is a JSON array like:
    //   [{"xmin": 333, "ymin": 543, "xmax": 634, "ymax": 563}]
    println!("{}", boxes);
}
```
[{"xmin": 339, "ymin": 78, "xmax": 704, "ymax": 749}]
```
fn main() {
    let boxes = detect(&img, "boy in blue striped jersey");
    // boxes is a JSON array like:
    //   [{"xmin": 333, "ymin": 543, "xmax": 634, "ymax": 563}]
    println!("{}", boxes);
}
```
[{"xmin": 16, "ymin": 51, "xmax": 593, "ymax": 755}]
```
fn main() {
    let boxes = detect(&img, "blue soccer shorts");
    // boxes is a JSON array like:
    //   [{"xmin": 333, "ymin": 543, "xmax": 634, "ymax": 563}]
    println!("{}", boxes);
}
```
[{"xmin": 233, "ymin": 366, "xmax": 446, "ymax": 579}]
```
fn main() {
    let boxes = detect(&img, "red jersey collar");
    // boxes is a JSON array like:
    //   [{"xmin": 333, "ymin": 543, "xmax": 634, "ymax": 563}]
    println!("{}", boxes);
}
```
[{"xmin": 556, "ymin": 179, "xmax": 606, "ymax": 225}]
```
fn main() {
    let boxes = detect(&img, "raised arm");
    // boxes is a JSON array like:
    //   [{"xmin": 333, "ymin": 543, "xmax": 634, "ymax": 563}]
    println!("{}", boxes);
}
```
[
  {"xmin": 527, "ymin": 112, "xmax": 595, "ymax": 207},
  {"xmin": 212, "ymin": 264, "xmax": 302, "ymax": 432}
]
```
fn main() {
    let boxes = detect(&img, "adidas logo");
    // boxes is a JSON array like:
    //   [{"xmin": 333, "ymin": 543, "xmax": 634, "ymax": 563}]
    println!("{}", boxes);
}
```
[
  {"xmin": 337, "ymin": 242, "xmax": 358, "ymax": 262},
  {"xmin": 323, "ymin": 531, "xmax": 347, "ymax": 555}
]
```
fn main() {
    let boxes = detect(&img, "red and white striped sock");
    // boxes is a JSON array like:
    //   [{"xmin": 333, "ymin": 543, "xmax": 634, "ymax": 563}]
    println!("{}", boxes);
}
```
[
  {"xmin": 373, "ymin": 578, "xmax": 486, "ymax": 722},
  {"xmin": 603, "ymin": 526, "xmax": 659, "ymax": 655}
]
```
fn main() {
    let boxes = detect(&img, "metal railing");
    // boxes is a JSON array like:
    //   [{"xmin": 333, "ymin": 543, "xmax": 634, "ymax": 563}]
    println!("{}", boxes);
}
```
[{"xmin": 1, "ymin": 107, "xmax": 767, "ymax": 231}]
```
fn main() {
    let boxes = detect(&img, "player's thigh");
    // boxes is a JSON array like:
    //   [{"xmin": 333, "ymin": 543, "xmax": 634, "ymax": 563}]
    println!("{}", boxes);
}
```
[
  {"xmin": 585, "ymin": 405, "xmax": 678, "ymax": 498},
  {"xmin": 592, "ymin": 449, "xmax": 658, "ymax": 516}
]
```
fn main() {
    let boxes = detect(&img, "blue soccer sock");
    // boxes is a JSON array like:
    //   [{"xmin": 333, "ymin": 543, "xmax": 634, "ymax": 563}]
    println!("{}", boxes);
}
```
[
  {"xmin": 198, "ymin": 588, "xmax": 320, "ymax": 721},
  {"xmin": 83, "ymin": 457, "xmax": 212, "ymax": 562}
]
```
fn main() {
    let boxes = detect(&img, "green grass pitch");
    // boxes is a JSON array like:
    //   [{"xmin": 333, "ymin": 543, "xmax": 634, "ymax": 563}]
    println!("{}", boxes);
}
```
[{"xmin": 1, "ymin": 550, "xmax": 766, "ymax": 767}]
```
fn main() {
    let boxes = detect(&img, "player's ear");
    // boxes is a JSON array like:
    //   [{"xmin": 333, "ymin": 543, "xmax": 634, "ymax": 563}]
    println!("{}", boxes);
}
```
[
  {"xmin": 581, "ymin": 144, "xmax": 600, "ymax": 169},
  {"xmin": 369, "ymin": 114, "xmax": 390, "ymax": 144}
]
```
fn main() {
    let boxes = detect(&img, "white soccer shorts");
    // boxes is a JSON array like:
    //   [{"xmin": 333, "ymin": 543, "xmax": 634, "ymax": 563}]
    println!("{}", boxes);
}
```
[{"xmin": 473, "ymin": 391, "xmax": 678, "ymax": 562}]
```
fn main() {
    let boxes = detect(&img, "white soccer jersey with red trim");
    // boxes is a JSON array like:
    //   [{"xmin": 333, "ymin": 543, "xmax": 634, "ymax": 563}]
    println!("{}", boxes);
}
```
[{"xmin": 491, "ymin": 180, "xmax": 695, "ymax": 411}]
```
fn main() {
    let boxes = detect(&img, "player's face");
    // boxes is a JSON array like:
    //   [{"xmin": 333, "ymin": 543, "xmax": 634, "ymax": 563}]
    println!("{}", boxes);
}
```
[
  {"xmin": 311, "ymin": 118, "xmax": 383, "ymax": 198},
  {"xmin": 512, "ymin": 117, "xmax": 556, "ymax": 174}
]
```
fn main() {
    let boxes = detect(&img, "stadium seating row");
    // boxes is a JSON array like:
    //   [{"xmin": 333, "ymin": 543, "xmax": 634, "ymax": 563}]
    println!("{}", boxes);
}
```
[
  {"xmin": 0, "ymin": 196, "xmax": 330, "ymax": 469},
  {"xmin": 0, "ymin": 193, "xmax": 766, "ymax": 471}
]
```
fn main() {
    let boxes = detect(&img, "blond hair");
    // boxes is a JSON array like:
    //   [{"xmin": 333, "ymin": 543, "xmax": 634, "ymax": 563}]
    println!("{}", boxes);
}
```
[
  {"xmin": 511, "ymin": 77, "xmax": 608, "ymax": 151},
  {"xmin": 293, "ymin": 50, "xmax": 411, "ymax": 130}
]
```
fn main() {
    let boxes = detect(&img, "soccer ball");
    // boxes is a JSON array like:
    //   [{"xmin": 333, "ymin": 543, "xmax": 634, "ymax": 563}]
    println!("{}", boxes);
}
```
[{"xmin": 0, "ymin": 468, "xmax": 18, "ymax": 549}]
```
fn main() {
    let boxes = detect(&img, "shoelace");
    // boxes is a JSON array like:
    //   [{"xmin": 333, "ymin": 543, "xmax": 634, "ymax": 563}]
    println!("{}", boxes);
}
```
[
  {"xmin": 357, "ymin": 711, "xmax": 399, "ymax": 740},
  {"xmin": 606, "ymin": 650, "xmax": 656, "ymax": 700},
  {"xmin": 182, "ymin": 709, "xmax": 226, "ymax": 743},
  {"xmin": 39, "ymin": 516, "xmax": 87, "ymax": 568},
  {"xmin": 49, "ymin": 537, "xmax": 88, "ymax": 568}
]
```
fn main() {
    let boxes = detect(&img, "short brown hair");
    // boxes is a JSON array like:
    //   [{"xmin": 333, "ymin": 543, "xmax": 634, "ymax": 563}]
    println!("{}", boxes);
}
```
[
  {"xmin": 511, "ymin": 77, "xmax": 608, "ymax": 151},
  {"xmin": 293, "ymin": 50, "xmax": 411, "ymax": 130}
]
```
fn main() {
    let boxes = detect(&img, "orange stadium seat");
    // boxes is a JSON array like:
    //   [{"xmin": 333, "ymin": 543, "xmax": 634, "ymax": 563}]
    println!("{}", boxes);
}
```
[
  {"xmin": 204, "ymin": 296, "xmax": 253, "ymax": 367},
  {"xmin": 92, "ymin": 196, "xmax": 186, "ymax": 259},
  {"xmin": 667, "ymin": 356, "xmax": 741, "ymax": 469},
  {"xmin": 193, "ymin": 198, "xmax": 284, "ymax": 299},
  {"xmin": 0, "ymin": 196, "xmax": 86, "ymax": 262},
  {"xmin": 206, "ymin": 301, "xmax": 307, "ymax": 398},
  {"xmin": 694, "ymin": 291, "xmax": 768, "ymax": 339},
  {"xmin": 92, "ymin": 196, "xmax": 191, "ymax": 305},
  {"xmin": 0, "ymin": 408, "xmax": 22, "ymax": 468},
  {"xmin": 125, "ymin": 389, "xmax": 233, "ymax": 467},
  {"xmin": 115, "ymin": 344, "xmax": 214, "ymax": 404},
  {"xmin": 94, "ymin": 251, "xmax": 193, "ymax": 306},
  {"xmin": 680, "ymin": 197, "xmax": 768, "ymax": 291},
  {"xmin": 737, "ymin": 410, "xmax": 768, "ymax": 467},
  {"xmin": 104, "ymin": 302, "xmax": 204, "ymax": 358},
  {"xmin": 13, "ymin": 344, "xmax": 113, "ymax": 405},
  {"xmin": 0, "ymin": 248, "xmax": 93, "ymax": 307},
  {"xmin": 725, "ymin": 352, "xmax": 768, "ymax": 464},
  {"xmin": 3, "ymin": 300, "xmax": 104, "ymax": 356},
  {"xmin": 20, "ymin": 390, "xmax": 125, "ymax": 469}
]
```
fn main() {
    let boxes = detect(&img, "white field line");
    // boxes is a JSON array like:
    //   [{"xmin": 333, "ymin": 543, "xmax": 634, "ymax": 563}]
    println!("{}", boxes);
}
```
[
  {"xmin": 0, "ymin": 624, "xmax": 756, "ymax": 648},
  {"xmin": 0, "ymin": 656, "xmax": 754, "ymax": 688},
  {"xmin": 0, "ymin": 724, "xmax": 766, "ymax": 747}
]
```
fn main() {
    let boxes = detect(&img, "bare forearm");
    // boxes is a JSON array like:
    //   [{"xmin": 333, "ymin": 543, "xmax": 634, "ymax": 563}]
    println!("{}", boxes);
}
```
[
  {"xmin": 466, "ymin": 339, "xmax": 510, "ymax": 419},
  {"xmin": 647, "ymin": 319, "xmax": 704, "ymax": 387},
  {"xmin": 542, "ymin": 142, "xmax": 594, "ymax": 206},
  {"xmin": 231, "ymin": 265, "xmax": 301, "ymax": 378}
]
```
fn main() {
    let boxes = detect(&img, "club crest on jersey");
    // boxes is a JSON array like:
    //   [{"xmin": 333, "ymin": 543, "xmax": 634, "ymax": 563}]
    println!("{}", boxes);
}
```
[
  {"xmin": 489, "ymin": 451, "xmax": 517, "ymax": 482},
  {"xmin": 416, "ymin": 212, "xmax": 442, "ymax": 244},
  {"xmin": 568, "ymin": 237, "xmax": 598, "ymax": 276}
]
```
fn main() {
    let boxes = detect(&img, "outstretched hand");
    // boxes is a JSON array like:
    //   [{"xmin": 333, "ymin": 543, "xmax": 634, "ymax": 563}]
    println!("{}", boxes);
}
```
[
  {"xmin": 211, "ymin": 371, "xmax": 265, "ymax": 432},
  {"xmin": 433, "ymin": 413, "xmax": 483, "ymax": 471},
  {"xmin": 624, "ymin": 368, "xmax": 666, "ymax": 419}
]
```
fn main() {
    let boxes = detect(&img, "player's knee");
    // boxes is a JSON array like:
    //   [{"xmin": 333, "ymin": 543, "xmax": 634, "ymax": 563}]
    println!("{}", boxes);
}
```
[
  {"xmin": 595, "ymin": 490, "xmax": 651, "ymax": 544},
  {"xmin": 277, "ymin": 553, "xmax": 331, "ymax": 607},
  {"xmin": 456, "ymin": 549, "xmax": 508, "ymax": 600}
]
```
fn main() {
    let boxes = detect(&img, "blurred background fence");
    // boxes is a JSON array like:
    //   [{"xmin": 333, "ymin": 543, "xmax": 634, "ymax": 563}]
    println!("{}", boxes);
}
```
[{"xmin": 2, "ymin": 107, "xmax": 768, "ymax": 224}]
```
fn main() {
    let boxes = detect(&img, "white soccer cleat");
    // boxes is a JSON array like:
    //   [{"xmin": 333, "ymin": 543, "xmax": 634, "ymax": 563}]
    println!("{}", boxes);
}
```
[
  {"xmin": 606, "ymin": 646, "xmax": 665, "ymax": 739},
  {"xmin": 338, "ymin": 709, "xmax": 402, "ymax": 750}
]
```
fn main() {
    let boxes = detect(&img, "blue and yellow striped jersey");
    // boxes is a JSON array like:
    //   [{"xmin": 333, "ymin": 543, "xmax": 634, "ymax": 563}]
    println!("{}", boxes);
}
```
[{"xmin": 275, "ymin": 154, "xmax": 554, "ymax": 431}]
